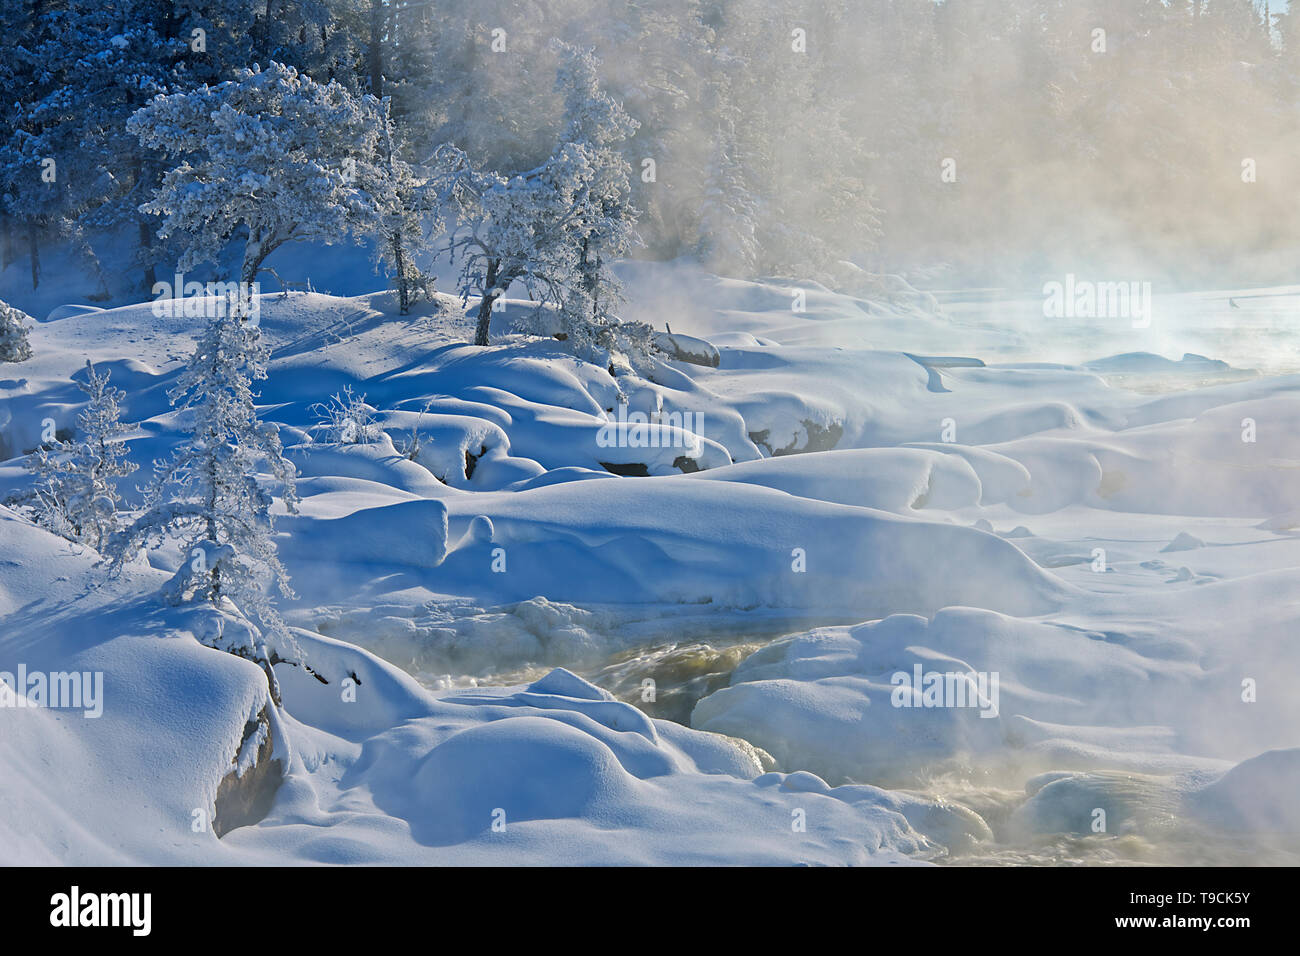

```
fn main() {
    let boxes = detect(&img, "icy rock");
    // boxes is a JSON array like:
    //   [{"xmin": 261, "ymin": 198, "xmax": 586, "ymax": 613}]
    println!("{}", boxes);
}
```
[
  {"xmin": 778, "ymin": 770, "xmax": 833, "ymax": 794},
  {"xmin": 1008, "ymin": 770, "xmax": 1174, "ymax": 837},
  {"xmin": 213, "ymin": 705, "xmax": 284, "ymax": 837},
  {"xmin": 653, "ymin": 331, "xmax": 720, "ymax": 368}
]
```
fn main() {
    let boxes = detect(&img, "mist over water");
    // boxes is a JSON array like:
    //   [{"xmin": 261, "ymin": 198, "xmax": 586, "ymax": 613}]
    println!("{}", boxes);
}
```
[
  {"xmin": 949, "ymin": 290, "xmax": 1300, "ymax": 376},
  {"xmin": 345, "ymin": 600, "xmax": 1296, "ymax": 867}
]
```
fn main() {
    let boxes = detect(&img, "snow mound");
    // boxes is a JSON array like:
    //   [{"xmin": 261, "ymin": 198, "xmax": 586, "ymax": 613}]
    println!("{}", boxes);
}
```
[
  {"xmin": 1008, "ymin": 770, "xmax": 1178, "ymax": 837},
  {"xmin": 423, "ymin": 478, "xmax": 1070, "ymax": 615},
  {"xmin": 0, "ymin": 523, "xmax": 944, "ymax": 865},
  {"xmin": 279, "ymin": 497, "xmax": 450, "ymax": 570},
  {"xmin": 0, "ymin": 510, "xmax": 277, "ymax": 863},
  {"xmin": 1161, "ymin": 532, "xmax": 1206, "ymax": 552},
  {"xmin": 43, "ymin": 304, "xmax": 105, "ymax": 322},
  {"xmin": 1187, "ymin": 748, "xmax": 1300, "ymax": 834}
]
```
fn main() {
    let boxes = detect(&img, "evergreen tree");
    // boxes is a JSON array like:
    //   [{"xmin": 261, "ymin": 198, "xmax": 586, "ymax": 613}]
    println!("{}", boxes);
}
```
[
  {"xmin": 110, "ymin": 295, "xmax": 301, "ymax": 694},
  {"xmin": 694, "ymin": 66, "xmax": 759, "ymax": 277},
  {"xmin": 0, "ymin": 298, "xmax": 34, "ymax": 362},
  {"xmin": 366, "ymin": 96, "xmax": 440, "ymax": 314},
  {"xmin": 36, "ymin": 2, "xmax": 188, "ymax": 292},
  {"xmin": 23, "ymin": 360, "xmax": 136, "ymax": 551},
  {"xmin": 0, "ymin": 0, "xmax": 77, "ymax": 291},
  {"xmin": 551, "ymin": 43, "xmax": 641, "ymax": 342}
]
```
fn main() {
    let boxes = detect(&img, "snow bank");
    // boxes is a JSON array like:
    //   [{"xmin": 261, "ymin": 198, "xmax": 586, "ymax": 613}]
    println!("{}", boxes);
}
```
[
  {"xmin": 0, "ymin": 510, "xmax": 275, "ymax": 863},
  {"xmin": 693, "ymin": 601, "xmax": 1292, "ymax": 787}
]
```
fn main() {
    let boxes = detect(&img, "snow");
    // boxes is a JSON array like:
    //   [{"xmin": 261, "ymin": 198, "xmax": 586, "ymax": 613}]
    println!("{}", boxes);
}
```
[
  {"xmin": 0, "ymin": 510, "xmax": 936, "ymax": 865},
  {"xmin": 5, "ymin": 258, "xmax": 1300, "ymax": 865}
]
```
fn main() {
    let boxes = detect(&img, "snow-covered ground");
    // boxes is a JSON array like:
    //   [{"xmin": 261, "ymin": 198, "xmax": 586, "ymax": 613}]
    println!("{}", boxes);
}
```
[{"xmin": 4, "ymin": 260, "xmax": 1300, "ymax": 865}]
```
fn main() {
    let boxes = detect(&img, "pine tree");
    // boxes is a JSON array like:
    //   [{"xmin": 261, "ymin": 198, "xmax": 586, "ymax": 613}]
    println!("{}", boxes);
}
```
[
  {"xmin": 401, "ymin": 0, "xmax": 564, "ymax": 172},
  {"xmin": 0, "ymin": 0, "xmax": 76, "ymax": 291},
  {"xmin": 0, "ymin": 299, "xmax": 34, "ymax": 362},
  {"xmin": 110, "ymin": 295, "xmax": 300, "ymax": 694},
  {"xmin": 30, "ymin": 2, "xmax": 189, "ymax": 293},
  {"xmin": 23, "ymin": 360, "xmax": 136, "ymax": 551},
  {"xmin": 710, "ymin": 0, "xmax": 878, "ymax": 281}
]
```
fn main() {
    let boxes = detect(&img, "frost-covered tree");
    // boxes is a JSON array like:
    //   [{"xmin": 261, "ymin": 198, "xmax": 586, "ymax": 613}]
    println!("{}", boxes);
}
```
[
  {"xmin": 367, "ymin": 96, "xmax": 440, "ymax": 314},
  {"xmin": 436, "ymin": 44, "xmax": 643, "ymax": 354},
  {"xmin": 434, "ymin": 146, "xmax": 568, "ymax": 346},
  {"xmin": 0, "ymin": 1, "xmax": 195, "ymax": 293},
  {"xmin": 551, "ymin": 44, "xmax": 641, "ymax": 331},
  {"xmin": 129, "ymin": 61, "xmax": 390, "ymax": 286},
  {"xmin": 23, "ymin": 361, "xmax": 136, "ymax": 552},
  {"xmin": 110, "ymin": 295, "xmax": 301, "ymax": 692},
  {"xmin": 532, "ymin": 44, "xmax": 659, "ymax": 372},
  {"xmin": 0, "ymin": 0, "xmax": 79, "ymax": 292},
  {"xmin": 693, "ymin": 67, "xmax": 759, "ymax": 277},
  {"xmin": 397, "ymin": 0, "xmax": 566, "ymax": 172},
  {"xmin": 34, "ymin": 3, "xmax": 188, "ymax": 291},
  {"xmin": 0, "ymin": 299, "xmax": 34, "ymax": 362},
  {"xmin": 705, "ymin": 0, "xmax": 877, "ymax": 281}
]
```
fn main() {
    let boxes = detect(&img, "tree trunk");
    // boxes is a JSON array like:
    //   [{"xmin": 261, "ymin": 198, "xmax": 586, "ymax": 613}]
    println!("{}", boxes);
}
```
[
  {"xmin": 260, "ymin": 0, "xmax": 274, "ymax": 58},
  {"xmin": 28, "ymin": 221, "xmax": 40, "ymax": 290},
  {"xmin": 475, "ymin": 260, "xmax": 500, "ymax": 346},
  {"xmin": 242, "ymin": 254, "xmax": 262, "ymax": 288},
  {"xmin": 391, "ymin": 231, "xmax": 409, "ymax": 314},
  {"xmin": 207, "ymin": 454, "xmax": 220, "ymax": 603},
  {"xmin": 139, "ymin": 217, "xmax": 157, "ymax": 293},
  {"xmin": 369, "ymin": 0, "xmax": 384, "ymax": 97},
  {"xmin": 242, "ymin": 232, "xmax": 278, "ymax": 287},
  {"xmin": 1, "ymin": 214, "xmax": 13, "ymax": 270},
  {"xmin": 135, "ymin": 157, "xmax": 158, "ymax": 292}
]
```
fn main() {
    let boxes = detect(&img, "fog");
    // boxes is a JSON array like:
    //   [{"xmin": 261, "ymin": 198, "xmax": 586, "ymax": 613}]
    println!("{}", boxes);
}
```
[{"xmin": 395, "ymin": 0, "xmax": 1298, "ymax": 290}]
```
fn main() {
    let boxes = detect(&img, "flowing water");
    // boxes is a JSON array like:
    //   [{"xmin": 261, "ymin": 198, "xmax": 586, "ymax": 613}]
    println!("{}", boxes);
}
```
[{"xmin": 309, "ymin": 607, "xmax": 1294, "ymax": 866}]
